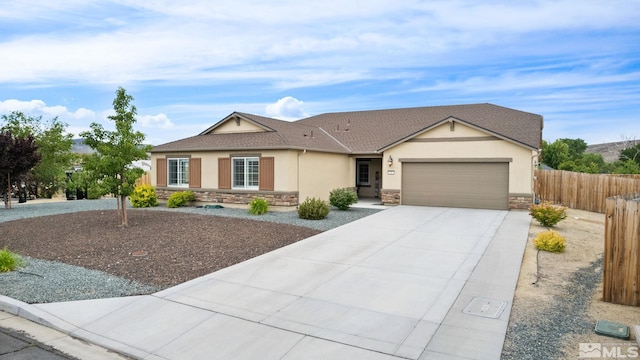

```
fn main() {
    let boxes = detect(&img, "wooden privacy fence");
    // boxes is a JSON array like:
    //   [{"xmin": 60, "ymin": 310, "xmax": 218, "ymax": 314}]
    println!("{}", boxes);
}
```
[
  {"xmin": 135, "ymin": 171, "xmax": 151, "ymax": 187},
  {"xmin": 535, "ymin": 170, "xmax": 640, "ymax": 213},
  {"xmin": 604, "ymin": 193, "xmax": 640, "ymax": 307},
  {"xmin": 535, "ymin": 170, "xmax": 640, "ymax": 306}
]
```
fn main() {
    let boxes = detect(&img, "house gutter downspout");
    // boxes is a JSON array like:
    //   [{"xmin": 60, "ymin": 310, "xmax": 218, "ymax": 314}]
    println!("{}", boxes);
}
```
[
  {"xmin": 298, "ymin": 148, "xmax": 306, "ymax": 205},
  {"xmin": 532, "ymin": 149, "xmax": 541, "ymax": 204}
]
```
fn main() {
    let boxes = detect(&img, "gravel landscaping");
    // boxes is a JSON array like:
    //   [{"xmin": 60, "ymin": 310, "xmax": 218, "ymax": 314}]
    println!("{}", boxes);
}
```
[
  {"xmin": 501, "ymin": 256, "xmax": 604, "ymax": 359},
  {"xmin": 0, "ymin": 199, "xmax": 380, "ymax": 303}
]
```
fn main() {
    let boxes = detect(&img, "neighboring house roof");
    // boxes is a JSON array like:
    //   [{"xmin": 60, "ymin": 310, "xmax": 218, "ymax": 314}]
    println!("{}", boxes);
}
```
[{"xmin": 151, "ymin": 103, "xmax": 543, "ymax": 154}]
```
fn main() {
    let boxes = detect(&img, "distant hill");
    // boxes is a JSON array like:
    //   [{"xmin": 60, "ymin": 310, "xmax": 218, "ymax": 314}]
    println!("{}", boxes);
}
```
[
  {"xmin": 586, "ymin": 140, "xmax": 640, "ymax": 163},
  {"xmin": 71, "ymin": 138, "xmax": 153, "ymax": 155}
]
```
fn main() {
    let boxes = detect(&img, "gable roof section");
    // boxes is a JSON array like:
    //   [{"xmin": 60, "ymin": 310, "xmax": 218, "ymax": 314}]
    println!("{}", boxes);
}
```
[
  {"xmin": 151, "ymin": 104, "xmax": 542, "ymax": 154},
  {"xmin": 297, "ymin": 103, "xmax": 543, "ymax": 153},
  {"xmin": 199, "ymin": 112, "xmax": 274, "ymax": 134},
  {"xmin": 151, "ymin": 112, "xmax": 350, "ymax": 153}
]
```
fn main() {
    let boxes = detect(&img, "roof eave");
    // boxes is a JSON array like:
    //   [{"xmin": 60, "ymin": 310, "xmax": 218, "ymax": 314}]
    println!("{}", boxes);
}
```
[
  {"xmin": 377, "ymin": 116, "xmax": 540, "ymax": 152},
  {"xmin": 198, "ymin": 112, "xmax": 275, "ymax": 135},
  {"xmin": 151, "ymin": 145, "xmax": 351, "ymax": 154}
]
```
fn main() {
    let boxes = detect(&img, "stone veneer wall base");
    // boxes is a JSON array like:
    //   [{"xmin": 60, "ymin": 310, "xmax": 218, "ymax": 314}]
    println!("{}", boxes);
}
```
[
  {"xmin": 156, "ymin": 189, "xmax": 299, "ymax": 207},
  {"xmin": 382, "ymin": 189, "xmax": 532, "ymax": 210}
]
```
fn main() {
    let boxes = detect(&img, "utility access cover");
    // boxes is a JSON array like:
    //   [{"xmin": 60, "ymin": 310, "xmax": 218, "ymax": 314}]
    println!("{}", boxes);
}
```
[
  {"xmin": 463, "ymin": 297, "xmax": 507, "ymax": 319},
  {"xmin": 595, "ymin": 320, "xmax": 630, "ymax": 340}
]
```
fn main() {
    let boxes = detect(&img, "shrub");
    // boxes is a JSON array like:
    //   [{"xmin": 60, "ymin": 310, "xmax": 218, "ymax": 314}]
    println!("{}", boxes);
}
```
[
  {"xmin": 298, "ymin": 197, "xmax": 330, "ymax": 220},
  {"xmin": 329, "ymin": 188, "xmax": 358, "ymax": 210},
  {"xmin": 86, "ymin": 184, "xmax": 105, "ymax": 199},
  {"xmin": 529, "ymin": 201, "xmax": 567, "ymax": 227},
  {"xmin": 130, "ymin": 184, "xmax": 158, "ymax": 208},
  {"xmin": 167, "ymin": 190, "xmax": 196, "ymax": 208},
  {"xmin": 249, "ymin": 198, "xmax": 269, "ymax": 215},
  {"xmin": 0, "ymin": 247, "xmax": 24, "ymax": 272},
  {"xmin": 533, "ymin": 230, "xmax": 566, "ymax": 253}
]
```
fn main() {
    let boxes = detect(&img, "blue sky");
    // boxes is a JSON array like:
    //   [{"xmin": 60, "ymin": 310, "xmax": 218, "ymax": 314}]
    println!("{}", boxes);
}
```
[{"xmin": 1, "ymin": 1, "xmax": 639, "ymax": 147}]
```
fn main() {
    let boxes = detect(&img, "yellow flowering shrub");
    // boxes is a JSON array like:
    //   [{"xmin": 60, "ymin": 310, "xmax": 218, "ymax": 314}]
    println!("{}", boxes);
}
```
[{"xmin": 533, "ymin": 230, "xmax": 566, "ymax": 253}]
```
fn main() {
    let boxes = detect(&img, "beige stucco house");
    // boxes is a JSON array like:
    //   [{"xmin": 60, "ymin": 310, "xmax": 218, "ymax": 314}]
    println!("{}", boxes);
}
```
[{"xmin": 150, "ymin": 103, "xmax": 543, "ymax": 210}]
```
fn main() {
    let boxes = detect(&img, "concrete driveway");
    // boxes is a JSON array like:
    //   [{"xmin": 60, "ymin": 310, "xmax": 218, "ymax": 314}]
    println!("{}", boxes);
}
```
[{"xmin": 7, "ymin": 206, "xmax": 530, "ymax": 359}]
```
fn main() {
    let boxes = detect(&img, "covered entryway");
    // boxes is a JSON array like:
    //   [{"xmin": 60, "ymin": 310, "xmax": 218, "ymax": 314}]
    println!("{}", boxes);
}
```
[
  {"xmin": 355, "ymin": 157, "xmax": 383, "ymax": 199},
  {"xmin": 401, "ymin": 161, "xmax": 509, "ymax": 210}
]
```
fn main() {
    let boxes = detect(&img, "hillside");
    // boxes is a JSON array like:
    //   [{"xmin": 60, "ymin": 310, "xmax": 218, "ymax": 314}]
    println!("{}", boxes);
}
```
[{"xmin": 585, "ymin": 140, "xmax": 639, "ymax": 163}]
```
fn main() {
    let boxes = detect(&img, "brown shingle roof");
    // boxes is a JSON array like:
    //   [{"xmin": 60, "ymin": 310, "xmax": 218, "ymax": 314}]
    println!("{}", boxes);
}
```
[
  {"xmin": 151, "ymin": 104, "xmax": 542, "ymax": 154},
  {"xmin": 151, "ymin": 112, "xmax": 350, "ymax": 153},
  {"xmin": 297, "ymin": 103, "xmax": 542, "ymax": 153}
]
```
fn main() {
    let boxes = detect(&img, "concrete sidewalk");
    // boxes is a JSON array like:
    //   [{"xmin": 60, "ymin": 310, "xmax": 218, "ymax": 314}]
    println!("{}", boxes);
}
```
[{"xmin": 1, "ymin": 206, "xmax": 531, "ymax": 359}]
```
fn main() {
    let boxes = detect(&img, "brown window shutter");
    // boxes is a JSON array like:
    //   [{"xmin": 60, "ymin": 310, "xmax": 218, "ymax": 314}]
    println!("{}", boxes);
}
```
[
  {"xmin": 259, "ymin": 157, "xmax": 274, "ymax": 191},
  {"xmin": 189, "ymin": 158, "xmax": 201, "ymax": 188},
  {"xmin": 156, "ymin": 158, "xmax": 167, "ymax": 187},
  {"xmin": 218, "ymin": 157, "xmax": 231, "ymax": 189}
]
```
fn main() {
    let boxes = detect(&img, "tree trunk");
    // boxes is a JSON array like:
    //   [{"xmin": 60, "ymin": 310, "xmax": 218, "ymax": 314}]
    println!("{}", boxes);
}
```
[
  {"xmin": 121, "ymin": 194, "xmax": 128, "ymax": 227},
  {"xmin": 5, "ymin": 173, "xmax": 11, "ymax": 209},
  {"xmin": 116, "ymin": 195, "xmax": 122, "ymax": 226}
]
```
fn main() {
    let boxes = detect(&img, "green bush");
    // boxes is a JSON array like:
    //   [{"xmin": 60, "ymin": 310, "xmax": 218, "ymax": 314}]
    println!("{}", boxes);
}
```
[
  {"xmin": 529, "ymin": 201, "xmax": 568, "ymax": 227},
  {"xmin": 533, "ymin": 230, "xmax": 566, "ymax": 253},
  {"xmin": 0, "ymin": 247, "xmax": 24, "ymax": 272},
  {"xmin": 249, "ymin": 198, "xmax": 269, "ymax": 215},
  {"xmin": 298, "ymin": 197, "xmax": 330, "ymax": 220},
  {"xmin": 329, "ymin": 187, "xmax": 358, "ymax": 210},
  {"xmin": 86, "ymin": 185, "xmax": 104, "ymax": 199},
  {"xmin": 167, "ymin": 190, "xmax": 196, "ymax": 208},
  {"xmin": 130, "ymin": 184, "xmax": 158, "ymax": 208}
]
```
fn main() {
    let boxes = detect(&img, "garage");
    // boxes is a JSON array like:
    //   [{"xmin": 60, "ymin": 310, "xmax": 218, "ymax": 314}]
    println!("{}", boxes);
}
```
[{"xmin": 401, "ymin": 161, "xmax": 509, "ymax": 210}]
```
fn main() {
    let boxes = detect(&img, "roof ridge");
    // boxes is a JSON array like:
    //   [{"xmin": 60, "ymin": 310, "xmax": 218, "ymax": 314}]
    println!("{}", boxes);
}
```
[{"xmin": 315, "ymin": 126, "xmax": 352, "ymax": 153}]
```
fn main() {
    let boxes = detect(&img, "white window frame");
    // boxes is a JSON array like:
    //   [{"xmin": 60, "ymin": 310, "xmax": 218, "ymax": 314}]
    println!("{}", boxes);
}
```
[
  {"xmin": 168, "ymin": 158, "xmax": 189, "ymax": 187},
  {"xmin": 232, "ymin": 157, "xmax": 259, "ymax": 190},
  {"xmin": 357, "ymin": 160, "xmax": 370, "ymax": 186}
]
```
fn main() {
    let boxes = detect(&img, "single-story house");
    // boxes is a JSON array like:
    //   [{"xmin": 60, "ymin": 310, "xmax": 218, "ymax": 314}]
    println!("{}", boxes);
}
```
[{"xmin": 150, "ymin": 103, "xmax": 543, "ymax": 210}]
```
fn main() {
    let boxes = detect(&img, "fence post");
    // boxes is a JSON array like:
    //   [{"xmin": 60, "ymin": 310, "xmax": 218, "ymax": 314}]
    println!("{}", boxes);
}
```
[{"xmin": 603, "ymin": 193, "xmax": 640, "ymax": 307}]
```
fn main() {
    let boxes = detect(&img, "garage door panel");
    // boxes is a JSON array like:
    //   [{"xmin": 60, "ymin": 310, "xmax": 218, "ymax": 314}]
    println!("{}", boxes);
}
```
[{"xmin": 402, "ymin": 162, "xmax": 508, "ymax": 210}]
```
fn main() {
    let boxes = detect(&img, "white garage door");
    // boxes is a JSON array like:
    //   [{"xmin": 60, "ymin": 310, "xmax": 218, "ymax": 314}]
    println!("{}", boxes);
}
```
[{"xmin": 401, "ymin": 162, "xmax": 509, "ymax": 210}]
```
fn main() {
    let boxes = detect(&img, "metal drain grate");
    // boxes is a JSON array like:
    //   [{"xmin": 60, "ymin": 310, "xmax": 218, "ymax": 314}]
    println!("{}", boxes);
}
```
[{"xmin": 462, "ymin": 297, "xmax": 507, "ymax": 319}]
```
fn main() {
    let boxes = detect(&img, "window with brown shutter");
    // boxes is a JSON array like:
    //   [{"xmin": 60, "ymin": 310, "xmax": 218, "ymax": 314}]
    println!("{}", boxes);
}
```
[
  {"xmin": 218, "ymin": 157, "xmax": 231, "ymax": 189},
  {"xmin": 156, "ymin": 158, "xmax": 167, "ymax": 187},
  {"xmin": 189, "ymin": 158, "xmax": 201, "ymax": 188},
  {"xmin": 259, "ymin": 157, "xmax": 274, "ymax": 191}
]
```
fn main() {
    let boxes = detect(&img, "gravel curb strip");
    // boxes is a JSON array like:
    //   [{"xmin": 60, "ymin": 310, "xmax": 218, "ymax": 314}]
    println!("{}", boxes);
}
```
[
  {"xmin": 1, "ymin": 257, "xmax": 158, "ymax": 304},
  {"xmin": 1, "ymin": 199, "xmax": 380, "ymax": 304},
  {"xmin": 501, "ymin": 256, "xmax": 604, "ymax": 359}
]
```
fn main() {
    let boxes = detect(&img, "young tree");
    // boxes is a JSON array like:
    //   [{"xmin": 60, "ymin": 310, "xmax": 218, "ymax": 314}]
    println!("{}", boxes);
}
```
[
  {"xmin": 1, "ymin": 112, "xmax": 74, "ymax": 198},
  {"xmin": 80, "ymin": 87, "xmax": 151, "ymax": 226},
  {"xmin": 0, "ymin": 131, "xmax": 41, "ymax": 209}
]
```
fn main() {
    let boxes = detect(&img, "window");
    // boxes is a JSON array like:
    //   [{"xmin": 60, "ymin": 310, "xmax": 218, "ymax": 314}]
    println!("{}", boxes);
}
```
[
  {"xmin": 168, "ymin": 158, "xmax": 189, "ymax": 187},
  {"xmin": 357, "ymin": 160, "xmax": 370, "ymax": 185},
  {"xmin": 232, "ymin": 157, "xmax": 259, "ymax": 189}
]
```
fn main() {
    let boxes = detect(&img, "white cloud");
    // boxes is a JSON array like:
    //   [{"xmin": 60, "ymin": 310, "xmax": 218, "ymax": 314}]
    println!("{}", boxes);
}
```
[
  {"xmin": 2, "ymin": 1, "xmax": 636, "ymax": 87},
  {"xmin": 265, "ymin": 97, "xmax": 309, "ymax": 120},
  {"xmin": 0, "ymin": 99, "xmax": 86, "ymax": 118},
  {"xmin": 73, "ymin": 108, "xmax": 96, "ymax": 119},
  {"xmin": 137, "ymin": 113, "xmax": 174, "ymax": 129}
]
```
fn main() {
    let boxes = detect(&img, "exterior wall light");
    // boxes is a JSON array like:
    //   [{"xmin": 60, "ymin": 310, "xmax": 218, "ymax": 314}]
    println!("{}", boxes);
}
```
[{"xmin": 387, "ymin": 156, "xmax": 393, "ymax": 166}]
